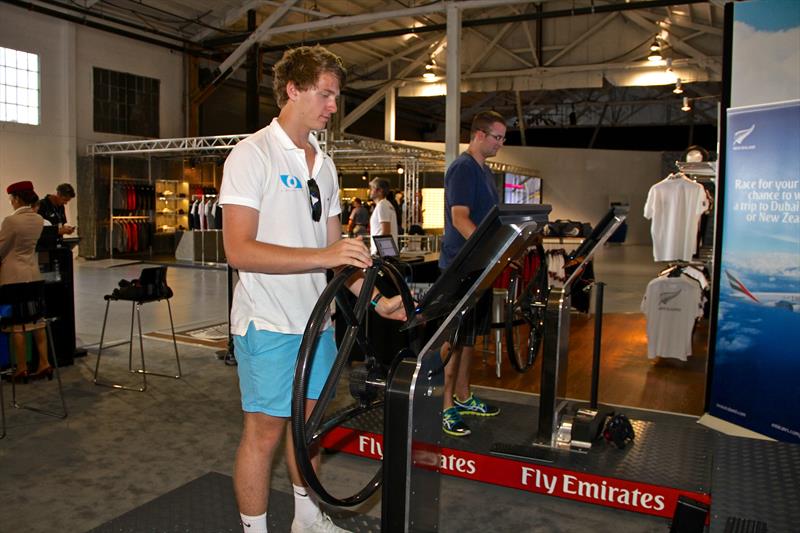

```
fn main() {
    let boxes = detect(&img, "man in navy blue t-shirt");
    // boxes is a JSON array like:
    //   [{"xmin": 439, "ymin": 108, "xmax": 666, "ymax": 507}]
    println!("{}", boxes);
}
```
[{"xmin": 439, "ymin": 110, "xmax": 506, "ymax": 437}]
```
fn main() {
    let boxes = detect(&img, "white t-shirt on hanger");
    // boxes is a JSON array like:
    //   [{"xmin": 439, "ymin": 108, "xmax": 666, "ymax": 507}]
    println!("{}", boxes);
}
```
[
  {"xmin": 644, "ymin": 174, "xmax": 709, "ymax": 261},
  {"xmin": 641, "ymin": 275, "xmax": 703, "ymax": 360}
]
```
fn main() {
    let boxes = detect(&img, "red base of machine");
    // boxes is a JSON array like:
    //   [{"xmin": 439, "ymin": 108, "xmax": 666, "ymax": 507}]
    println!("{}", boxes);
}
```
[{"xmin": 322, "ymin": 427, "xmax": 710, "ymax": 520}]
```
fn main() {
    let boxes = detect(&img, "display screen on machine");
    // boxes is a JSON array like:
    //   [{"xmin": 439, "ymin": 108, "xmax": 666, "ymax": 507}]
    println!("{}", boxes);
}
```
[
  {"xmin": 373, "ymin": 235, "xmax": 399, "ymax": 258},
  {"xmin": 403, "ymin": 204, "xmax": 551, "ymax": 330}
]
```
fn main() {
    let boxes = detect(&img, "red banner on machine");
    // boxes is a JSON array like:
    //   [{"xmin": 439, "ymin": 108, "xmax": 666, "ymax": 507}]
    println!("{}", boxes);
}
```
[{"xmin": 321, "ymin": 427, "xmax": 710, "ymax": 520}]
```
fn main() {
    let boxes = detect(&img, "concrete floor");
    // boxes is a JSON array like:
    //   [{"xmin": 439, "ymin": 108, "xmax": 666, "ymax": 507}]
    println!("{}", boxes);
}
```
[{"xmin": 0, "ymin": 247, "xmax": 689, "ymax": 532}]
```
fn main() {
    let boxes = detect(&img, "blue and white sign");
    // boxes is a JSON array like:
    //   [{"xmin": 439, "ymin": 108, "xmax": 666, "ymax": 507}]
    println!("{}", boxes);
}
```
[{"xmin": 711, "ymin": 100, "xmax": 800, "ymax": 442}]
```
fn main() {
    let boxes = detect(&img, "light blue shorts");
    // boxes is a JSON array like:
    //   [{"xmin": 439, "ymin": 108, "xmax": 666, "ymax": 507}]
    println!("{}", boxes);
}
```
[{"xmin": 234, "ymin": 322, "xmax": 337, "ymax": 417}]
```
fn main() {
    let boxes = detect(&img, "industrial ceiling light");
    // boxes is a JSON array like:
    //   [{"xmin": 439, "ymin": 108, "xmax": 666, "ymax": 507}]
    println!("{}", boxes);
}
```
[
  {"xmin": 396, "ymin": 163, "xmax": 404, "ymax": 175},
  {"xmin": 681, "ymin": 96, "xmax": 691, "ymax": 112},
  {"xmin": 361, "ymin": 170, "xmax": 369, "ymax": 181},
  {"xmin": 665, "ymin": 57, "xmax": 673, "ymax": 73},
  {"xmin": 647, "ymin": 39, "xmax": 662, "ymax": 62},
  {"xmin": 422, "ymin": 56, "xmax": 437, "ymax": 81},
  {"xmin": 673, "ymin": 79, "xmax": 684, "ymax": 94}
]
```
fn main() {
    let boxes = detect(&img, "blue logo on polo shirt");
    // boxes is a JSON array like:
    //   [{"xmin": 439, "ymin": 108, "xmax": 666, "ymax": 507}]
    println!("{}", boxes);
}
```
[{"xmin": 279, "ymin": 174, "xmax": 303, "ymax": 190}]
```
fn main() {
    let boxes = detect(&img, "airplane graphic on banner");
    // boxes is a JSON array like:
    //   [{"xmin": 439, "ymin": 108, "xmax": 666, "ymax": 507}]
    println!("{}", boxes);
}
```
[{"xmin": 725, "ymin": 270, "xmax": 800, "ymax": 312}]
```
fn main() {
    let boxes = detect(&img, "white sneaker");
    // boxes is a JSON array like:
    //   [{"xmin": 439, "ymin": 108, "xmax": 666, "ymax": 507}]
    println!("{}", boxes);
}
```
[{"xmin": 290, "ymin": 512, "xmax": 351, "ymax": 533}]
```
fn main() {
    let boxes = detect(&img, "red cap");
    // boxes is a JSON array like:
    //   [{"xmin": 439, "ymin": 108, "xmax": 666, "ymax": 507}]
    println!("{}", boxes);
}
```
[{"xmin": 7, "ymin": 181, "xmax": 35, "ymax": 195}]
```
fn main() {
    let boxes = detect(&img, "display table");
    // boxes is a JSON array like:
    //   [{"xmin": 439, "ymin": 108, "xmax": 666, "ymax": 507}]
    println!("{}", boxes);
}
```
[
  {"xmin": 37, "ymin": 237, "xmax": 81, "ymax": 366},
  {"xmin": 175, "ymin": 230, "xmax": 225, "ymax": 263}
]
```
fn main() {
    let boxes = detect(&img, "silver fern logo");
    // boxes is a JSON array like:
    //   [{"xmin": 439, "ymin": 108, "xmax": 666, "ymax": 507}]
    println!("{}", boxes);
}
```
[
  {"xmin": 659, "ymin": 290, "xmax": 681, "ymax": 305},
  {"xmin": 733, "ymin": 124, "xmax": 756, "ymax": 151}
]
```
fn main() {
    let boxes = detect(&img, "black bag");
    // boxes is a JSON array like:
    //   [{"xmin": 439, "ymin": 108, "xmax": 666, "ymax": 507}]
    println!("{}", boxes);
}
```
[
  {"xmin": 602, "ymin": 413, "xmax": 635, "ymax": 449},
  {"xmin": 112, "ymin": 267, "xmax": 172, "ymax": 301},
  {"xmin": 544, "ymin": 219, "xmax": 588, "ymax": 237}
]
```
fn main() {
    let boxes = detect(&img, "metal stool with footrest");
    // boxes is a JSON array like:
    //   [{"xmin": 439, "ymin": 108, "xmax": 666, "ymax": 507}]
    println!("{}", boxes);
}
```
[
  {"xmin": 0, "ymin": 280, "xmax": 67, "ymax": 438},
  {"xmin": 93, "ymin": 266, "xmax": 180, "ymax": 392}
]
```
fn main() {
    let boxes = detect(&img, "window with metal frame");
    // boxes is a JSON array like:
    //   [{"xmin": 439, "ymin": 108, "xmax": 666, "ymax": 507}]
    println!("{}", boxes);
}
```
[
  {"xmin": 0, "ymin": 46, "xmax": 40, "ymax": 126},
  {"xmin": 93, "ymin": 67, "xmax": 159, "ymax": 137}
]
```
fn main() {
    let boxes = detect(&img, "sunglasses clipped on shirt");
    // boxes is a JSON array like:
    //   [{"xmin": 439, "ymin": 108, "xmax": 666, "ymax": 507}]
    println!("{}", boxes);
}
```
[{"xmin": 307, "ymin": 178, "xmax": 322, "ymax": 222}]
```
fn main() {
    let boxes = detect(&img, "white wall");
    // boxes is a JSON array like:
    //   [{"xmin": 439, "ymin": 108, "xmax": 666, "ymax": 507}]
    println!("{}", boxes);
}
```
[
  {"xmin": 496, "ymin": 144, "xmax": 662, "ymax": 245},
  {"xmin": 402, "ymin": 141, "xmax": 662, "ymax": 245},
  {"xmin": 75, "ymin": 24, "xmax": 185, "ymax": 148},
  {"xmin": 0, "ymin": 3, "xmax": 184, "ymax": 223},
  {"xmin": 0, "ymin": 5, "xmax": 75, "ymax": 221}
]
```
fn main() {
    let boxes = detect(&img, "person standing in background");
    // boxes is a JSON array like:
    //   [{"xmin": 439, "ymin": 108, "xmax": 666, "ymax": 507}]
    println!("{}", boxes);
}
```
[
  {"xmin": 346, "ymin": 197, "xmax": 369, "ymax": 236},
  {"xmin": 0, "ymin": 181, "xmax": 53, "ymax": 383},
  {"xmin": 367, "ymin": 178, "xmax": 398, "ymax": 254},
  {"xmin": 438, "ymin": 110, "xmax": 507, "ymax": 437},
  {"xmin": 37, "ymin": 183, "xmax": 76, "ymax": 236}
]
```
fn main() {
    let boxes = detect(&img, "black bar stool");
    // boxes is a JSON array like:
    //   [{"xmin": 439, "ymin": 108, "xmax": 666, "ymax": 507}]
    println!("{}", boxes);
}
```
[
  {"xmin": 0, "ymin": 280, "xmax": 68, "ymax": 438},
  {"xmin": 93, "ymin": 266, "xmax": 181, "ymax": 392}
]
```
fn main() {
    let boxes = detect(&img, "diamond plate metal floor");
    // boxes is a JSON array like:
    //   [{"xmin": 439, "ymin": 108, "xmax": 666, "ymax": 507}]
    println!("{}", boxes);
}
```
[
  {"xmin": 709, "ymin": 436, "xmax": 800, "ymax": 533},
  {"xmin": 88, "ymin": 472, "xmax": 379, "ymax": 533},
  {"xmin": 340, "ymin": 397, "xmax": 713, "ymax": 492},
  {"xmin": 333, "ymin": 388, "xmax": 799, "ymax": 531}
]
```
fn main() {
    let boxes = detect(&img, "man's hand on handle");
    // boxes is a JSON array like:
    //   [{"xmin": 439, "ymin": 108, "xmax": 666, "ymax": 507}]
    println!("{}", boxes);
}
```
[{"xmin": 320, "ymin": 236, "xmax": 372, "ymax": 270}]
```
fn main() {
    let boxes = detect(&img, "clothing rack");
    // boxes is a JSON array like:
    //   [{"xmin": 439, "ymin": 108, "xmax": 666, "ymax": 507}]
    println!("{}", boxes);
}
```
[
  {"xmin": 112, "ymin": 215, "xmax": 151, "ymax": 219},
  {"xmin": 676, "ymin": 161, "xmax": 717, "ymax": 177}
]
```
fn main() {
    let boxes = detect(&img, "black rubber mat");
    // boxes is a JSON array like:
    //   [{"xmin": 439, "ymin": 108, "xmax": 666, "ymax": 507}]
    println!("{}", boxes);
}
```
[
  {"xmin": 339, "ymin": 398, "xmax": 714, "ymax": 492},
  {"xmin": 88, "ymin": 472, "xmax": 379, "ymax": 533},
  {"xmin": 710, "ymin": 436, "xmax": 800, "ymax": 533}
]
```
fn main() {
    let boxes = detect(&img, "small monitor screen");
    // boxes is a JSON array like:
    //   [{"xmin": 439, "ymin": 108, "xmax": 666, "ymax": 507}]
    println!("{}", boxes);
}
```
[
  {"xmin": 504, "ymin": 173, "xmax": 542, "ymax": 205},
  {"xmin": 373, "ymin": 235, "xmax": 399, "ymax": 258}
]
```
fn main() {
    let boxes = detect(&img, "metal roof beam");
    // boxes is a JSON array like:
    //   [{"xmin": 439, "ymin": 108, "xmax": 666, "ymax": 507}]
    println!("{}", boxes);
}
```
[
  {"xmin": 214, "ymin": 0, "xmax": 298, "ymax": 83},
  {"xmin": 191, "ymin": 1, "xmax": 266, "ymax": 42},
  {"xmin": 249, "ymin": 0, "xmax": 542, "ymax": 43},
  {"xmin": 544, "ymin": 12, "xmax": 618, "ymax": 67},
  {"xmin": 351, "ymin": 35, "xmax": 441, "ymax": 81},
  {"xmin": 622, "ymin": 10, "xmax": 721, "ymax": 78},
  {"xmin": 341, "ymin": 46, "xmax": 432, "ymax": 130}
]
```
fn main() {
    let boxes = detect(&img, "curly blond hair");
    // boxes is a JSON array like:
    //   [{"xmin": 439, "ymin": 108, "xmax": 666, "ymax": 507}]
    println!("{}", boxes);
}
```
[{"xmin": 273, "ymin": 45, "xmax": 346, "ymax": 108}]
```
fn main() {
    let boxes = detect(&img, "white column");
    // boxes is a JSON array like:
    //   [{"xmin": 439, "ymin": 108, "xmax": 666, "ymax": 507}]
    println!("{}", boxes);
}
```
[
  {"xmin": 384, "ymin": 85, "xmax": 396, "ymax": 142},
  {"xmin": 444, "ymin": 2, "xmax": 461, "ymax": 169}
]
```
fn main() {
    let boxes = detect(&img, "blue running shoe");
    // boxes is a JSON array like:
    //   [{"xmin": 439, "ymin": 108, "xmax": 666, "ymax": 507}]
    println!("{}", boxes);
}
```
[
  {"xmin": 454, "ymin": 393, "xmax": 500, "ymax": 417},
  {"xmin": 442, "ymin": 406, "xmax": 471, "ymax": 436}
]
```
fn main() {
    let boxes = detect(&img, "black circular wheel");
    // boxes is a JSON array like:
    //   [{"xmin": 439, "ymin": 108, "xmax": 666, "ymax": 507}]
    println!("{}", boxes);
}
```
[
  {"xmin": 504, "ymin": 245, "xmax": 549, "ymax": 372},
  {"xmin": 291, "ymin": 260, "xmax": 417, "ymax": 507}
]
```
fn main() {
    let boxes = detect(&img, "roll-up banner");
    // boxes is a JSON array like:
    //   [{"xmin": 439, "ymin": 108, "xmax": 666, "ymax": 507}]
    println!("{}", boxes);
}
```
[
  {"xmin": 711, "ymin": 101, "xmax": 800, "ymax": 442},
  {"xmin": 710, "ymin": 0, "xmax": 800, "ymax": 442}
]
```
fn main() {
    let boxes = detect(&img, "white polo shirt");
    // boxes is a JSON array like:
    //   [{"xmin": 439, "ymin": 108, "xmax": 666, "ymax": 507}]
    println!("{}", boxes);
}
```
[{"xmin": 219, "ymin": 118, "xmax": 341, "ymax": 335}]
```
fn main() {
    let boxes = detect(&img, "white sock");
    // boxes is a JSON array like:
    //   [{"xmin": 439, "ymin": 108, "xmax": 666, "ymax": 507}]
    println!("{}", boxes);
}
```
[
  {"xmin": 293, "ymin": 484, "xmax": 321, "ymax": 525},
  {"xmin": 240, "ymin": 511, "xmax": 268, "ymax": 533}
]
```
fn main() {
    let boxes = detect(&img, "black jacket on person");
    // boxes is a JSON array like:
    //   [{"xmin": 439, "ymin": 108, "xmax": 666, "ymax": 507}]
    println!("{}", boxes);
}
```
[{"xmin": 37, "ymin": 195, "xmax": 67, "ymax": 227}]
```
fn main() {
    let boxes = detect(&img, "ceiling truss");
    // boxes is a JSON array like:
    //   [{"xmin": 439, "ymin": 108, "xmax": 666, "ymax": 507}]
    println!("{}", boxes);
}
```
[{"xmin": 13, "ymin": 0, "xmax": 725, "ymax": 134}]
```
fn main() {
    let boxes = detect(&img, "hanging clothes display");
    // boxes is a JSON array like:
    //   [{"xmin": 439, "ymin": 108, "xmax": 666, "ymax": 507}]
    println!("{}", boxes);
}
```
[
  {"xmin": 641, "ymin": 267, "xmax": 705, "ymax": 361},
  {"xmin": 214, "ymin": 202, "xmax": 223, "ymax": 230},
  {"xmin": 198, "ymin": 198, "xmax": 207, "ymax": 230},
  {"xmin": 546, "ymin": 249, "xmax": 567, "ymax": 288},
  {"xmin": 205, "ymin": 198, "xmax": 216, "ymax": 229},
  {"xmin": 112, "ymin": 183, "xmax": 155, "ymax": 213},
  {"xmin": 643, "ymin": 173, "xmax": 709, "ymax": 262},
  {"xmin": 110, "ymin": 220, "xmax": 154, "ymax": 254}
]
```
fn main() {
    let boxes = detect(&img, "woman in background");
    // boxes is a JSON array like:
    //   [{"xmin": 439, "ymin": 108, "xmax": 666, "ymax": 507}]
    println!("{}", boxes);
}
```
[
  {"xmin": 368, "ymin": 178, "xmax": 399, "ymax": 255},
  {"xmin": 0, "ymin": 181, "xmax": 52, "ymax": 383}
]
